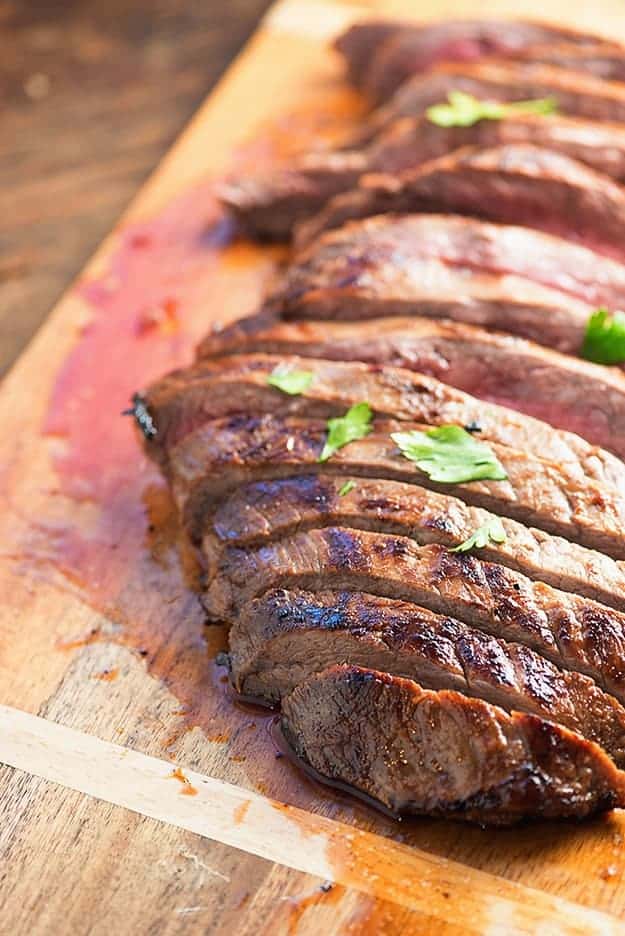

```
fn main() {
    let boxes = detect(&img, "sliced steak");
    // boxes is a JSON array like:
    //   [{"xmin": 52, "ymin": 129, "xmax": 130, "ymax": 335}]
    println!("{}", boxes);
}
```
[
  {"xmin": 210, "ymin": 258, "xmax": 595, "ymax": 358},
  {"xmin": 206, "ymin": 528, "xmax": 625, "ymax": 703},
  {"xmin": 297, "ymin": 144, "xmax": 625, "ymax": 261},
  {"xmin": 169, "ymin": 415, "xmax": 625, "ymax": 558},
  {"xmin": 365, "ymin": 40, "xmax": 625, "ymax": 103},
  {"xmin": 221, "ymin": 114, "xmax": 625, "ymax": 240},
  {"xmin": 336, "ymin": 20, "xmax": 618, "ymax": 99},
  {"xmin": 281, "ymin": 665, "xmax": 625, "ymax": 823},
  {"xmin": 139, "ymin": 354, "xmax": 625, "ymax": 490},
  {"xmin": 204, "ymin": 476, "xmax": 625, "ymax": 613},
  {"xmin": 364, "ymin": 62, "xmax": 625, "ymax": 141},
  {"xmin": 277, "ymin": 213, "xmax": 625, "ymax": 310},
  {"xmin": 230, "ymin": 588, "xmax": 625, "ymax": 765},
  {"xmin": 196, "ymin": 317, "xmax": 625, "ymax": 461}
]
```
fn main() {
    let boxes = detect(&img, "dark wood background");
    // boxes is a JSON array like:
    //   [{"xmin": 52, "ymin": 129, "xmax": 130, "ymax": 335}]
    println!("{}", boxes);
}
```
[{"xmin": 0, "ymin": 0, "xmax": 272, "ymax": 375}]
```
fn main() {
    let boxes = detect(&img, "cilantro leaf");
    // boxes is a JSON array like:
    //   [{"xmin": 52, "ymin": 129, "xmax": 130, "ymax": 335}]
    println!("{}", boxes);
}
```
[
  {"xmin": 391, "ymin": 425, "xmax": 508, "ymax": 484},
  {"xmin": 338, "ymin": 480, "xmax": 356, "ymax": 496},
  {"xmin": 426, "ymin": 91, "xmax": 557, "ymax": 128},
  {"xmin": 267, "ymin": 366, "xmax": 315, "ymax": 395},
  {"xmin": 450, "ymin": 517, "xmax": 507, "ymax": 553},
  {"xmin": 319, "ymin": 403, "xmax": 373, "ymax": 462},
  {"xmin": 581, "ymin": 307, "xmax": 625, "ymax": 365}
]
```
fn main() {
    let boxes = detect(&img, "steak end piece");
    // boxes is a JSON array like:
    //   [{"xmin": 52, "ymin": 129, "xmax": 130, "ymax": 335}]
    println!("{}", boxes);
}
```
[
  {"xmin": 230, "ymin": 588, "xmax": 625, "ymax": 766},
  {"xmin": 281, "ymin": 664, "xmax": 625, "ymax": 824}
]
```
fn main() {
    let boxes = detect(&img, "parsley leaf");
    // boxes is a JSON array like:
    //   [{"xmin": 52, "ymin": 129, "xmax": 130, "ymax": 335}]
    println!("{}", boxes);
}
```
[
  {"xmin": 338, "ymin": 480, "xmax": 356, "ymax": 496},
  {"xmin": 581, "ymin": 307, "xmax": 625, "ymax": 365},
  {"xmin": 267, "ymin": 366, "xmax": 314, "ymax": 395},
  {"xmin": 450, "ymin": 517, "xmax": 507, "ymax": 553},
  {"xmin": 426, "ymin": 91, "xmax": 557, "ymax": 128},
  {"xmin": 391, "ymin": 425, "xmax": 508, "ymax": 484},
  {"xmin": 319, "ymin": 403, "xmax": 373, "ymax": 462}
]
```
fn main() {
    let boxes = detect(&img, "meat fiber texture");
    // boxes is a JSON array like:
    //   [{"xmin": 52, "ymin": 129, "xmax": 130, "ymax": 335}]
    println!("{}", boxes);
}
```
[{"xmin": 132, "ymin": 18, "xmax": 625, "ymax": 823}]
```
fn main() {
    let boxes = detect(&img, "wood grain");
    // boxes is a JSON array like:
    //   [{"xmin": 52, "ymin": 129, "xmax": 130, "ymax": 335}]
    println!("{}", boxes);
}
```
[
  {"xmin": 3, "ymin": 0, "xmax": 625, "ymax": 932},
  {"xmin": 0, "ymin": 0, "xmax": 272, "ymax": 375}
]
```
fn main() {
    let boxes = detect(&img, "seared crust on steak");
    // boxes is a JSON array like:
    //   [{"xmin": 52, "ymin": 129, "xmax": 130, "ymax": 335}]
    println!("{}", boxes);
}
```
[
  {"xmin": 195, "ymin": 317, "xmax": 625, "ymax": 461},
  {"xmin": 281, "ymin": 665, "xmax": 625, "ymax": 823},
  {"xmin": 231, "ymin": 588, "xmax": 625, "ymax": 764},
  {"xmin": 203, "ymin": 475, "xmax": 625, "ymax": 612},
  {"xmin": 205, "ymin": 528, "xmax": 625, "ymax": 704},
  {"xmin": 166, "ymin": 414, "xmax": 625, "ymax": 558}
]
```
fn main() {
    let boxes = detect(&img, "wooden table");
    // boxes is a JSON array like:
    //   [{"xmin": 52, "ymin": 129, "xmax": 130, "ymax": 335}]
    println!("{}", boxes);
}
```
[
  {"xmin": 3, "ymin": 1, "xmax": 625, "ymax": 933},
  {"xmin": 0, "ymin": 0, "xmax": 271, "ymax": 375}
]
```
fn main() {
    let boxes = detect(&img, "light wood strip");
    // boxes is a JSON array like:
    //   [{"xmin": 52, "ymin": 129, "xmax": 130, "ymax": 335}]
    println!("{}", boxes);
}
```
[{"xmin": 0, "ymin": 704, "xmax": 623, "ymax": 936}]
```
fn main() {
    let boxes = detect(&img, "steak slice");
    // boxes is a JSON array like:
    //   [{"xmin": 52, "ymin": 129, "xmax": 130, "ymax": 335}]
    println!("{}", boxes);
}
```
[
  {"xmin": 277, "ymin": 213, "xmax": 625, "ymax": 309},
  {"xmin": 230, "ymin": 588, "xmax": 625, "ymax": 766},
  {"xmin": 206, "ymin": 528, "xmax": 625, "ymax": 703},
  {"xmin": 365, "ymin": 62, "xmax": 625, "ymax": 141},
  {"xmin": 200, "ymin": 275, "xmax": 594, "ymax": 356},
  {"xmin": 140, "ymin": 354, "xmax": 625, "ymax": 490},
  {"xmin": 280, "ymin": 664, "xmax": 625, "ymax": 823},
  {"xmin": 297, "ymin": 144, "xmax": 625, "ymax": 260},
  {"xmin": 169, "ymin": 415, "xmax": 625, "ymax": 558},
  {"xmin": 359, "ymin": 37, "xmax": 625, "ymax": 103},
  {"xmin": 336, "ymin": 20, "xmax": 618, "ymax": 99},
  {"xmin": 204, "ymin": 475, "xmax": 625, "ymax": 613},
  {"xmin": 221, "ymin": 114, "xmax": 625, "ymax": 240},
  {"xmin": 195, "ymin": 318, "xmax": 625, "ymax": 460}
]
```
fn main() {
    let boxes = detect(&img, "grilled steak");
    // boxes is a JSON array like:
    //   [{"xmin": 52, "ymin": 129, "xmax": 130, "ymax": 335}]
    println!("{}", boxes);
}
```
[
  {"xmin": 167, "ymin": 415, "xmax": 625, "ymax": 558},
  {"xmin": 359, "ymin": 38, "xmax": 625, "ymax": 103},
  {"xmin": 362, "ymin": 62, "xmax": 625, "ymax": 143},
  {"xmin": 336, "ymin": 20, "xmax": 618, "ymax": 100},
  {"xmin": 221, "ymin": 114, "xmax": 625, "ymax": 240},
  {"xmin": 297, "ymin": 144, "xmax": 625, "ymax": 259},
  {"xmin": 230, "ymin": 588, "xmax": 625, "ymax": 765},
  {"xmin": 196, "ymin": 317, "xmax": 625, "ymax": 460},
  {"xmin": 134, "ymin": 16, "xmax": 625, "ymax": 824},
  {"xmin": 200, "ymin": 276, "xmax": 594, "ymax": 356},
  {"xmin": 204, "ymin": 476, "xmax": 625, "ymax": 612},
  {"xmin": 281, "ymin": 665, "xmax": 625, "ymax": 823},
  {"xmin": 141, "ymin": 354, "xmax": 625, "ymax": 489},
  {"xmin": 206, "ymin": 528, "xmax": 625, "ymax": 703},
  {"xmin": 276, "ymin": 214, "xmax": 625, "ymax": 309}
]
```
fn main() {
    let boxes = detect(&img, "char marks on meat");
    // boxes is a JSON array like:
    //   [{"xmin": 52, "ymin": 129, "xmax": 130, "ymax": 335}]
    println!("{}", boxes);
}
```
[
  {"xmin": 281, "ymin": 665, "xmax": 625, "ymax": 824},
  {"xmin": 196, "ymin": 317, "xmax": 625, "ymax": 461},
  {"xmin": 133, "ymin": 17, "xmax": 625, "ymax": 823},
  {"xmin": 231, "ymin": 588, "xmax": 625, "ymax": 765},
  {"xmin": 204, "ymin": 475, "xmax": 625, "ymax": 613},
  {"xmin": 206, "ymin": 527, "xmax": 625, "ymax": 705},
  {"xmin": 165, "ymin": 411, "xmax": 625, "ymax": 559},
  {"xmin": 143, "ymin": 353, "xmax": 625, "ymax": 489}
]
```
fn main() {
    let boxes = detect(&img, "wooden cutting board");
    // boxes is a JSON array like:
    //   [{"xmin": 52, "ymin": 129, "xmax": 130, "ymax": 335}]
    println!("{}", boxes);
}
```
[{"xmin": 3, "ymin": 1, "xmax": 625, "ymax": 932}]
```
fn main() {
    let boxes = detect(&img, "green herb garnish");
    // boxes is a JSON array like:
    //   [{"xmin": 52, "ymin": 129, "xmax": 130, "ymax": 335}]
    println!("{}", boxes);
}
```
[
  {"xmin": 426, "ymin": 91, "xmax": 557, "ymax": 128},
  {"xmin": 391, "ymin": 425, "xmax": 508, "ymax": 484},
  {"xmin": 267, "ymin": 366, "xmax": 315, "ymax": 395},
  {"xmin": 581, "ymin": 307, "xmax": 625, "ymax": 365},
  {"xmin": 338, "ymin": 480, "xmax": 356, "ymax": 496},
  {"xmin": 450, "ymin": 517, "xmax": 507, "ymax": 553},
  {"xmin": 319, "ymin": 403, "xmax": 373, "ymax": 462}
]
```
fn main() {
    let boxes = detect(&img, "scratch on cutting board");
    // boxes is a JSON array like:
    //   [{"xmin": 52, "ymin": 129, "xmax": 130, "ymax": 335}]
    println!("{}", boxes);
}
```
[
  {"xmin": 175, "ymin": 906, "xmax": 206, "ymax": 915},
  {"xmin": 180, "ymin": 848, "xmax": 231, "ymax": 884}
]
